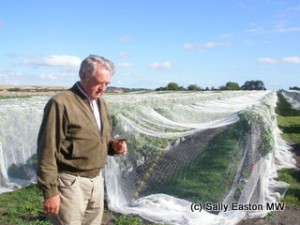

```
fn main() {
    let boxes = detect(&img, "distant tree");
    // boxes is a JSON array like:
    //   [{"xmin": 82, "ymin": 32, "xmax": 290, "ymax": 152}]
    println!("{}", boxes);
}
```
[
  {"xmin": 225, "ymin": 82, "xmax": 240, "ymax": 90},
  {"xmin": 241, "ymin": 80, "xmax": 266, "ymax": 90},
  {"xmin": 289, "ymin": 86, "xmax": 300, "ymax": 91},
  {"xmin": 219, "ymin": 81, "xmax": 240, "ymax": 90},
  {"xmin": 155, "ymin": 82, "xmax": 214, "ymax": 91},
  {"xmin": 166, "ymin": 82, "xmax": 180, "ymax": 91},
  {"xmin": 179, "ymin": 86, "xmax": 186, "ymax": 91},
  {"xmin": 187, "ymin": 84, "xmax": 203, "ymax": 91},
  {"xmin": 155, "ymin": 86, "xmax": 166, "ymax": 91},
  {"xmin": 219, "ymin": 85, "xmax": 227, "ymax": 90}
]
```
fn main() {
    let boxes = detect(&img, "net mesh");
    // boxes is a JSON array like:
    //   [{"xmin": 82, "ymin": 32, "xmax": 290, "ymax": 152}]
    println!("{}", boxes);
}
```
[
  {"xmin": 105, "ymin": 91, "xmax": 296, "ymax": 225},
  {"xmin": 0, "ymin": 91, "xmax": 297, "ymax": 225},
  {"xmin": 0, "ymin": 97, "xmax": 44, "ymax": 192},
  {"xmin": 282, "ymin": 90, "xmax": 300, "ymax": 110}
]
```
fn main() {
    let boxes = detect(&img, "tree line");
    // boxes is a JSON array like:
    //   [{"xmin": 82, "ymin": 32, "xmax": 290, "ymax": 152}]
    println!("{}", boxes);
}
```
[
  {"xmin": 289, "ymin": 86, "xmax": 300, "ymax": 91},
  {"xmin": 155, "ymin": 80, "xmax": 267, "ymax": 91}
]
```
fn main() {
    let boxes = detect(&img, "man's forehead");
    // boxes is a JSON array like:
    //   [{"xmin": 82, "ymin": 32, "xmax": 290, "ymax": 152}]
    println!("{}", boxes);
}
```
[
  {"xmin": 93, "ymin": 70, "xmax": 111, "ymax": 83},
  {"xmin": 95, "ymin": 65, "xmax": 111, "ymax": 75}
]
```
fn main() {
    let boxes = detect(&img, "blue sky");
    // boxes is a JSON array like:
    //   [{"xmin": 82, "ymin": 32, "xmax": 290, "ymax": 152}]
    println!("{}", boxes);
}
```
[{"xmin": 0, "ymin": 0, "xmax": 299, "ymax": 90}]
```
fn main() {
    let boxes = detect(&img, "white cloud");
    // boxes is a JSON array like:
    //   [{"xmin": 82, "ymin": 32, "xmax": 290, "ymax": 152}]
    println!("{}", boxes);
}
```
[
  {"xmin": 183, "ymin": 42, "xmax": 231, "ymax": 51},
  {"xmin": 257, "ymin": 57, "xmax": 279, "ymax": 64},
  {"xmin": 118, "ymin": 62, "xmax": 134, "ymax": 67},
  {"xmin": 39, "ymin": 70, "xmax": 76, "ymax": 82},
  {"xmin": 182, "ymin": 43, "xmax": 195, "ymax": 50},
  {"xmin": 257, "ymin": 56, "xmax": 300, "ymax": 64},
  {"xmin": 282, "ymin": 57, "xmax": 300, "ymax": 64},
  {"xmin": 245, "ymin": 27, "xmax": 265, "ymax": 33},
  {"xmin": 118, "ymin": 35, "xmax": 133, "ymax": 42},
  {"xmin": 218, "ymin": 33, "xmax": 235, "ymax": 39},
  {"xmin": 39, "ymin": 73, "xmax": 58, "ymax": 81},
  {"xmin": 118, "ymin": 52, "xmax": 129, "ymax": 58},
  {"xmin": 0, "ymin": 70, "xmax": 21, "ymax": 80},
  {"xmin": 24, "ymin": 55, "xmax": 81, "ymax": 68},
  {"xmin": 273, "ymin": 5, "xmax": 300, "ymax": 33},
  {"xmin": 0, "ymin": 20, "xmax": 4, "ymax": 28},
  {"xmin": 275, "ymin": 26, "xmax": 300, "ymax": 33},
  {"xmin": 148, "ymin": 61, "xmax": 172, "ymax": 70}
]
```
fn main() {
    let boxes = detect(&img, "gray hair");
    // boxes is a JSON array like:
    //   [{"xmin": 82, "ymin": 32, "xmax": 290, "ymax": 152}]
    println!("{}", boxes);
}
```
[{"xmin": 79, "ymin": 54, "xmax": 115, "ymax": 80}]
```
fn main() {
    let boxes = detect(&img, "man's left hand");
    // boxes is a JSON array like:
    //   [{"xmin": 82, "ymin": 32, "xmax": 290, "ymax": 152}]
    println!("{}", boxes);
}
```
[{"xmin": 112, "ymin": 139, "xmax": 127, "ymax": 156}]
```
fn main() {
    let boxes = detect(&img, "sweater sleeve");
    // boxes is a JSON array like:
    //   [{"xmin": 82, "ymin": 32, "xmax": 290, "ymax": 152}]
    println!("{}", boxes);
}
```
[
  {"xmin": 36, "ymin": 99, "xmax": 66, "ymax": 198},
  {"xmin": 100, "ymin": 98, "xmax": 115, "ymax": 156}
]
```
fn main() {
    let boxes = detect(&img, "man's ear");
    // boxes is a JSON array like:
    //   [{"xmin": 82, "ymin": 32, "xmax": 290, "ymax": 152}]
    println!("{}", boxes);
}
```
[{"xmin": 80, "ymin": 73, "xmax": 86, "ymax": 82}]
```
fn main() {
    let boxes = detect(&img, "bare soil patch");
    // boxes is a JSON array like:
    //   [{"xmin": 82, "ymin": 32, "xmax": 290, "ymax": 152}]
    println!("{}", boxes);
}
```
[{"xmin": 0, "ymin": 85, "xmax": 68, "ymax": 97}]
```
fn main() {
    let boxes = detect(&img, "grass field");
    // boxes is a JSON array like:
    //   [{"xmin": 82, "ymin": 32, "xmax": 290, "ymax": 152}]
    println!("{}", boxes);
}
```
[
  {"xmin": 275, "ymin": 92, "xmax": 300, "ymax": 209},
  {"xmin": 0, "ymin": 185, "xmax": 147, "ymax": 225}
]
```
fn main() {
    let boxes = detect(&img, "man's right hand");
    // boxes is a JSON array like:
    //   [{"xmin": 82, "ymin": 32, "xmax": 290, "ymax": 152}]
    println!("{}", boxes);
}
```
[{"xmin": 44, "ymin": 194, "xmax": 60, "ymax": 215}]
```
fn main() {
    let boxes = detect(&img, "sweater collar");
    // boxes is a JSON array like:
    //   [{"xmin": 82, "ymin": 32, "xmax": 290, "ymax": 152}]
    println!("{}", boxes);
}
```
[
  {"xmin": 72, "ymin": 82, "xmax": 101, "ymax": 106},
  {"xmin": 75, "ymin": 82, "xmax": 89, "ymax": 99}
]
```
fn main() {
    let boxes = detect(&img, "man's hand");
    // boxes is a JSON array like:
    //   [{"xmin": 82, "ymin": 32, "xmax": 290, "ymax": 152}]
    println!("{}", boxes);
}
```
[
  {"xmin": 44, "ymin": 194, "xmax": 60, "ymax": 215},
  {"xmin": 112, "ymin": 139, "xmax": 128, "ymax": 156}
]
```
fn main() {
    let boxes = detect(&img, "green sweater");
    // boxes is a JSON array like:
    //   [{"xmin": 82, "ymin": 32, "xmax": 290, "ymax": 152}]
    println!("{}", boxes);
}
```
[{"xmin": 37, "ymin": 83, "xmax": 113, "ymax": 198}]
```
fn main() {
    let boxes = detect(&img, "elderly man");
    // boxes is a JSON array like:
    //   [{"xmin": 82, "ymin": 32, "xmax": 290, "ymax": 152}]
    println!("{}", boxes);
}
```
[{"xmin": 37, "ymin": 54, "xmax": 127, "ymax": 225}]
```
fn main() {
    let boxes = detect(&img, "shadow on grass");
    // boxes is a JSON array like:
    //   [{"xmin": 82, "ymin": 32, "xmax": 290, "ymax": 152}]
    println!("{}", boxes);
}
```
[
  {"xmin": 284, "ymin": 169, "xmax": 300, "ymax": 203},
  {"xmin": 279, "ymin": 126, "xmax": 300, "ymax": 134},
  {"xmin": 291, "ymin": 144, "xmax": 300, "ymax": 159},
  {"xmin": 276, "ymin": 92, "xmax": 300, "ymax": 117}
]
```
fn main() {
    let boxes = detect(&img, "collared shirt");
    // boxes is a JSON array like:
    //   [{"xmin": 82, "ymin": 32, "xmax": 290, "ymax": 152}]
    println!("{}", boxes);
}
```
[{"xmin": 76, "ymin": 82, "xmax": 101, "ymax": 131}]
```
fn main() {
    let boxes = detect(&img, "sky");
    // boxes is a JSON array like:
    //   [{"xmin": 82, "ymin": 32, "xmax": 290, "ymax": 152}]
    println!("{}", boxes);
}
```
[{"xmin": 0, "ymin": 0, "xmax": 299, "ymax": 90}]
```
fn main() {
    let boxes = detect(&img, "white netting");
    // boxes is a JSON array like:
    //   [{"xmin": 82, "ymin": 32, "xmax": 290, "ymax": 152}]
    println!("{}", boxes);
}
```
[
  {"xmin": 282, "ymin": 90, "xmax": 300, "ymax": 110},
  {"xmin": 104, "ymin": 91, "xmax": 296, "ymax": 225},
  {"xmin": 0, "ymin": 96, "xmax": 46, "ymax": 193},
  {"xmin": 0, "ymin": 91, "xmax": 296, "ymax": 225}
]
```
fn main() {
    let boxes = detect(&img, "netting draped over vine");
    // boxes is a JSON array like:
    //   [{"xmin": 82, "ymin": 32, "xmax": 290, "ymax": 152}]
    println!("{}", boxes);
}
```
[
  {"xmin": 0, "ymin": 91, "xmax": 296, "ymax": 225},
  {"xmin": 282, "ymin": 90, "xmax": 300, "ymax": 110},
  {"xmin": 0, "ymin": 97, "xmax": 45, "ymax": 193},
  {"xmin": 104, "ymin": 91, "xmax": 295, "ymax": 225}
]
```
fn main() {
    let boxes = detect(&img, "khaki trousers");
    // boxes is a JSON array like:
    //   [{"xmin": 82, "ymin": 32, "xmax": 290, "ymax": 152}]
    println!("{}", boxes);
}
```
[{"xmin": 50, "ymin": 172, "xmax": 104, "ymax": 225}]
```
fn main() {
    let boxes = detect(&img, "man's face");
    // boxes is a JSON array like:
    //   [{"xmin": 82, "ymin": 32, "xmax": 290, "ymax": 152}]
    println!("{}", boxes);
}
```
[{"xmin": 82, "ymin": 65, "xmax": 112, "ymax": 99}]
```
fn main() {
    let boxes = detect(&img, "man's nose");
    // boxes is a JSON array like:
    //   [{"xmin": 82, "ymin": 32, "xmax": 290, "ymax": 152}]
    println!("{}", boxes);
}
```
[{"xmin": 99, "ymin": 84, "xmax": 106, "ymax": 91}]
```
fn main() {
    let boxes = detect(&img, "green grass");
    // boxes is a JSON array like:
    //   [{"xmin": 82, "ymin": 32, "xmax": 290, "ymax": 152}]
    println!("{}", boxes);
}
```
[
  {"xmin": 275, "ymin": 92, "xmax": 300, "ymax": 117},
  {"xmin": 277, "ymin": 115, "xmax": 300, "ymax": 144},
  {"xmin": 0, "ymin": 185, "xmax": 49, "ymax": 225},
  {"xmin": 114, "ymin": 215, "xmax": 144, "ymax": 225},
  {"xmin": 0, "ymin": 185, "xmax": 152, "ymax": 225},
  {"xmin": 148, "ymin": 122, "xmax": 247, "ymax": 203},
  {"xmin": 276, "ymin": 92, "xmax": 300, "ymax": 209},
  {"xmin": 278, "ymin": 169, "xmax": 300, "ymax": 208}
]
